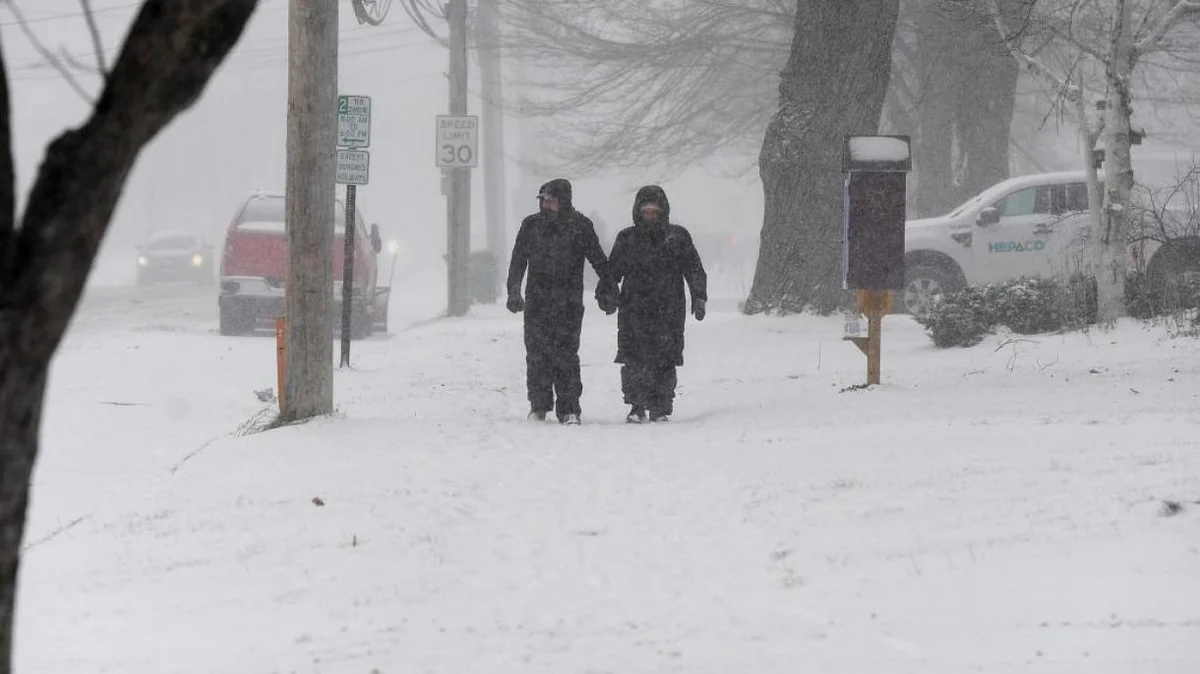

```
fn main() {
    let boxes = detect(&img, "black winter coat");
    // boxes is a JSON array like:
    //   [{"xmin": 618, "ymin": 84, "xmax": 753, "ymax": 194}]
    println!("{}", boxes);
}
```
[
  {"xmin": 606, "ymin": 186, "xmax": 707, "ymax": 367},
  {"xmin": 507, "ymin": 207, "xmax": 608, "ymax": 311}
]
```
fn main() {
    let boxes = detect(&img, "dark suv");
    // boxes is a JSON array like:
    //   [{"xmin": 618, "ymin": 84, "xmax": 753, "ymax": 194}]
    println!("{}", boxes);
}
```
[{"xmin": 136, "ymin": 231, "xmax": 214, "ymax": 286}]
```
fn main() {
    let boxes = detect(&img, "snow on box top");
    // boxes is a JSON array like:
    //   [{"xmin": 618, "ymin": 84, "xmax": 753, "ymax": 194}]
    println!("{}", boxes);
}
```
[{"xmin": 847, "ymin": 136, "xmax": 910, "ymax": 163}]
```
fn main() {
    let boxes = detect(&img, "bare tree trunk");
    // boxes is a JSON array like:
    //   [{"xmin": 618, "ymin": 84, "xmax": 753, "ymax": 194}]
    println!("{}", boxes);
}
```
[
  {"xmin": 283, "ymin": 0, "xmax": 337, "ymax": 420},
  {"xmin": 746, "ymin": 0, "xmax": 900, "ymax": 315},
  {"xmin": 0, "ymin": 3, "xmax": 257, "ymax": 669},
  {"xmin": 906, "ymin": 1, "xmax": 1018, "ymax": 218},
  {"xmin": 1074, "ymin": 83, "xmax": 1104, "ymax": 270},
  {"xmin": 955, "ymin": 26, "xmax": 1019, "ymax": 199},
  {"xmin": 0, "ymin": 365, "xmax": 43, "ymax": 671},
  {"xmin": 910, "ymin": 2, "xmax": 958, "ymax": 218},
  {"xmin": 1096, "ymin": 0, "xmax": 1136, "ymax": 322}
]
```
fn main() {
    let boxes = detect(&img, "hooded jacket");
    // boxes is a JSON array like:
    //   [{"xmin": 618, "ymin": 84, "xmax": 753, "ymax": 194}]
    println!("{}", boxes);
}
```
[
  {"xmin": 605, "ymin": 185, "xmax": 707, "ymax": 366},
  {"xmin": 507, "ymin": 179, "xmax": 608, "ymax": 310}
]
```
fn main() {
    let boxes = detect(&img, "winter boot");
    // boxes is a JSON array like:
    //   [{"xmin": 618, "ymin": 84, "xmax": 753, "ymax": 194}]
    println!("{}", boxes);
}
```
[
  {"xmin": 649, "ymin": 410, "xmax": 670, "ymax": 423},
  {"xmin": 561, "ymin": 413, "xmax": 581, "ymax": 425},
  {"xmin": 528, "ymin": 410, "xmax": 548, "ymax": 421},
  {"xmin": 626, "ymin": 405, "xmax": 647, "ymax": 424}
]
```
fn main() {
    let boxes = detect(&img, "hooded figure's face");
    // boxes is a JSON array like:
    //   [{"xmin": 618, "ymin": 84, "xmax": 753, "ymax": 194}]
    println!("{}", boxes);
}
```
[
  {"xmin": 538, "ymin": 178, "xmax": 573, "ymax": 215},
  {"xmin": 638, "ymin": 204, "xmax": 663, "ymax": 224},
  {"xmin": 632, "ymin": 185, "xmax": 670, "ymax": 227}
]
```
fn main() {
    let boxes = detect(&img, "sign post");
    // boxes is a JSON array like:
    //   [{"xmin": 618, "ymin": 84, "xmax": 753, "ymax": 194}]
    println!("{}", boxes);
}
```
[
  {"xmin": 436, "ymin": 114, "xmax": 479, "ymax": 316},
  {"xmin": 841, "ymin": 135, "xmax": 911, "ymax": 386},
  {"xmin": 435, "ymin": 114, "xmax": 479, "ymax": 169},
  {"xmin": 336, "ymin": 95, "xmax": 372, "ymax": 367}
]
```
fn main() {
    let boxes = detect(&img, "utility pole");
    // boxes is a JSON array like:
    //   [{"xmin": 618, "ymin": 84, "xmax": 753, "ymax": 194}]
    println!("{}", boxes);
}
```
[
  {"xmin": 476, "ymin": 0, "xmax": 508, "ymax": 301},
  {"xmin": 446, "ymin": 0, "xmax": 472, "ymax": 317},
  {"xmin": 283, "ymin": 0, "xmax": 337, "ymax": 419}
]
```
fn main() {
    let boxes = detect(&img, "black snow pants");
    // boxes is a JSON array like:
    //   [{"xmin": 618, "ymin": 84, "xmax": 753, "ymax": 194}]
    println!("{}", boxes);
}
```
[
  {"xmin": 524, "ymin": 303, "xmax": 585, "ymax": 420},
  {"xmin": 620, "ymin": 361, "xmax": 678, "ymax": 416}
]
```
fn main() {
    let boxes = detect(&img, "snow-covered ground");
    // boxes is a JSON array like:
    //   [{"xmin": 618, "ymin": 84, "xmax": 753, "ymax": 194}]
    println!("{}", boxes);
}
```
[{"xmin": 14, "ymin": 280, "xmax": 1200, "ymax": 673}]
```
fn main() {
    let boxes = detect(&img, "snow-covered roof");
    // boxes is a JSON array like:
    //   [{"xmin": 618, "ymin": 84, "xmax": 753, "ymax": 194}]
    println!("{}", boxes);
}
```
[{"xmin": 146, "ymin": 229, "xmax": 199, "ymax": 241}]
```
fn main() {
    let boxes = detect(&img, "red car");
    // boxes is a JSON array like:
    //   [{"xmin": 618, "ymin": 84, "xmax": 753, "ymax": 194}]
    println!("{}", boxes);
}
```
[{"xmin": 218, "ymin": 191, "xmax": 390, "ymax": 337}]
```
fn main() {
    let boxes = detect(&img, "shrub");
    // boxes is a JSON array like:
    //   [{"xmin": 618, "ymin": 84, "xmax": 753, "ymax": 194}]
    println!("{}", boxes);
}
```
[
  {"xmin": 915, "ymin": 286, "xmax": 993, "ymax": 348},
  {"xmin": 1127, "ymin": 268, "xmax": 1200, "ymax": 329},
  {"xmin": 1125, "ymin": 270, "xmax": 1156, "ymax": 320},
  {"xmin": 917, "ymin": 275, "xmax": 1097, "ymax": 347},
  {"xmin": 917, "ymin": 270, "xmax": 1200, "ymax": 347}
]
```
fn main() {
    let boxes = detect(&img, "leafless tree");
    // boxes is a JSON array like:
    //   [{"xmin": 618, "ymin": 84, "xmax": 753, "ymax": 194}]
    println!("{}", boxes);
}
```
[
  {"xmin": 745, "ymin": 0, "xmax": 900, "ymax": 315},
  {"xmin": 0, "ymin": 2, "xmax": 258, "ymax": 669},
  {"xmin": 497, "ymin": 0, "xmax": 1025, "ymax": 216},
  {"xmin": 981, "ymin": 0, "xmax": 1200, "ymax": 321},
  {"xmin": 0, "ymin": 0, "xmax": 112, "ymax": 103},
  {"xmin": 1129, "ymin": 158, "xmax": 1200, "ymax": 262},
  {"xmin": 498, "ymin": 0, "xmax": 793, "ymax": 175},
  {"xmin": 895, "ymin": 0, "xmax": 1028, "ymax": 218}
]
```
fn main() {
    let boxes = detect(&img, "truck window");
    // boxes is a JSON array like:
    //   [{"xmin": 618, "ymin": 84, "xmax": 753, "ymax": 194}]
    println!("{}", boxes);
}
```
[
  {"xmin": 235, "ymin": 195, "xmax": 347, "ymax": 233},
  {"xmin": 1064, "ymin": 183, "xmax": 1089, "ymax": 213},
  {"xmin": 996, "ymin": 186, "xmax": 1052, "ymax": 217}
]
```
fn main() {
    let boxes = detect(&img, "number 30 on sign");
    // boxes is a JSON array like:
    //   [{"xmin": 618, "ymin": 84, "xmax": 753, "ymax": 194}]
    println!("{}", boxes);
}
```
[{"xmin": 435, "ymin": 115, "xmax": 479, "ymax": 169}]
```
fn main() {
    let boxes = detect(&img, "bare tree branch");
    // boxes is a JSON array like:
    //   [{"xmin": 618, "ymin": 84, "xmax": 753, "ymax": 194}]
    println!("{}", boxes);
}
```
[
  {"xmin": 79, "ymin": 0, "xmax": 109, "ymax": 77},
  {"xmin": 498, "ymin": 0, "xmax": 790, "ymax": 176},
  {"xmin": 0, "ymin": 5, "xmax": 260, "ymax": 669},
  {"xmin": 61, "ymin": 48, "xmax": 104, "ymax": 76},
  {"xmin": 0, "ymin": 30, "xmax": 13, "ymax": 258},
  {"xmin": 1134, "ymin": 0, "xmax": 1200, "ymax": 57},
  {"xmin": 0, "ymin": 0, "xmax": 96, "ymax": 103},
  {"xmin": 984, "ymin": 0, "xmax": 1079, "ymax": 102},
  {"xmin": 401, "ymin": 0, "xmax": 449, "ymax": 46}
]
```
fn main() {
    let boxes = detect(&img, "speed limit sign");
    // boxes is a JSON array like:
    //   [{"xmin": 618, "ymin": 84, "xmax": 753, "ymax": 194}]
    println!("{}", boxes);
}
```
[{"xmin": 435, "ymin": 115, "xmax": 479, "ymax": 168}]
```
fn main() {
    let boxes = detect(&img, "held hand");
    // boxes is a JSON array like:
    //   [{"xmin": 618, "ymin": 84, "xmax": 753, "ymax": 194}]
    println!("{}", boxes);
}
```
[
  {"xmin": 506, "ymin": 295, "xmax": 525, "ymax": 314},
  {"xmin": 692, "ymin": 299, "xmax": 706, "ymax": 321},
  {"xmin": 596, "ymin": 287, "xmax": 619, "ymax": 315}
]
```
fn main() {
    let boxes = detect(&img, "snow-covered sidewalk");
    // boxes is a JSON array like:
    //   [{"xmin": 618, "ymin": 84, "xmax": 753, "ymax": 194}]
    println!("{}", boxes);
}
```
[{"xmin": 17, "ymin": 300, "xmax": 1200, "ymax": 673}]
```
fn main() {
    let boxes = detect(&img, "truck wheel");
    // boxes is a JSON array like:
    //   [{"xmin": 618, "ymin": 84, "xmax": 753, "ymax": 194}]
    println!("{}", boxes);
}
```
[
  {"xmin": 1148, "ymin": 245, "xmax": 1200, "ymax": 314},
  {"xmin": 902, "ymin": 265, "xmax": 959, "ymax": 318}
]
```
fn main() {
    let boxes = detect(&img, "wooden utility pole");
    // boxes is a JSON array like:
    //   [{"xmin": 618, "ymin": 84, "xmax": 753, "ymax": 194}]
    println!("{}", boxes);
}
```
[
  {"xmin": 283, "ymin": 0, "xmax": 337, "ymax": 419},
  {"xmin": 446, "ymin": 0, "xmax": 472, "ymax": 316},
  {"xmin": 477, "ymin": 0, "xmax": 508, "ymax": 301}
]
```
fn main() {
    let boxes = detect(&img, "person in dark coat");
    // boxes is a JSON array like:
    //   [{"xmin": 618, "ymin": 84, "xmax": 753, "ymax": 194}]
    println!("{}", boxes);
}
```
[
  {"xmin": 507, "ymin": 178, "xmax": 610, "ymax": 425},
  {"xmin": 599, "ymin": 185, "xmax": 707, "ymax": 423}
]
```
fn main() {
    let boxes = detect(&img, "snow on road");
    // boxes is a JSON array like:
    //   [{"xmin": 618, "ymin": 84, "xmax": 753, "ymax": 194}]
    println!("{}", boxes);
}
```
[{"xmin": 15, "ymin": 285, "xmax": 1200, "ymax": 673}]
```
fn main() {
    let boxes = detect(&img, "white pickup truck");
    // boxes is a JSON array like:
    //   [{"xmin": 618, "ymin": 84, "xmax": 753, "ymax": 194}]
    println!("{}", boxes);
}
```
[{"xmin": 901, "ymin": 170, "xmax": 1200, "ymax": 316}]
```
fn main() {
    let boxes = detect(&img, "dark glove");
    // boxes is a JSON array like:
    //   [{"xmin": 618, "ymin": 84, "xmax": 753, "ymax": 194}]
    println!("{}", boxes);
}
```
[
  {"xmin": 692, "ymin": 299, "xmax": 706, "ymax": 321},
  {"xmin": 506, "ymin": 295, "xmax": 525, "ymax": 313}
]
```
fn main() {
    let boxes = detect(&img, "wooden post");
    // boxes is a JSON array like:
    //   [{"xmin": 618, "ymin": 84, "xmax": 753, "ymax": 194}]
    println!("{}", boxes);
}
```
[
  {"xmin": 283, "ymin": 0, "xmax": 337, "ymax": 418},
  {"xmin": 846, "ymin": 289, "xmax": 892, "ymax": 385},
  {"xmin": 477, "ymin": 0, "xmax": 508, "ymax": 300},
  {"xmin": 275, "ymin": 316, "xmax": 287, "ymax": 413},
  {"xmin": 446, "ymin": 0, "xmax": 472, "ymax": 316}
]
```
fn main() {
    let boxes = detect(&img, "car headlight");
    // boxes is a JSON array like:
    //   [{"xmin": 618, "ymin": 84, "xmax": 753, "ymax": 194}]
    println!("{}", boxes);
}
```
[
  {"xmin": 137, "ymin": 256, "xmax": 148, "ymax": 267},
  {"xmin": 191, "ymin": 254, "xmax": 204, "ymax": 267}
]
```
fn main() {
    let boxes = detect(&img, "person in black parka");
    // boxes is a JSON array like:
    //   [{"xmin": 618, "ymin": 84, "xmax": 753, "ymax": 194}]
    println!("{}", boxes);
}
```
[
  {"xmin": 600, "ymin": 185, "xmax": 707, "ymax": 423},
  {"xmin": 507, "ymin": 178, "xmax": 610, "ymax": 425}
]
